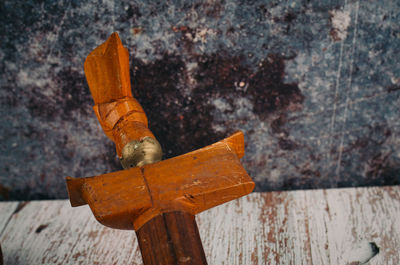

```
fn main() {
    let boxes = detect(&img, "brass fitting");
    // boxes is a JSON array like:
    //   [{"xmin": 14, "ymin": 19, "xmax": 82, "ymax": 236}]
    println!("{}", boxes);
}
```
[{"xmin": 120, "ymin": 137, "xmax": 162, "ymax": 169}]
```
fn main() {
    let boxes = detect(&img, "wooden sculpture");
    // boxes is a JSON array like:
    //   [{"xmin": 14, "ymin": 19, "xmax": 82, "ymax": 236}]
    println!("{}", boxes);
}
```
[{"xmin": 66, "ymin": 32, "xmax": 255, "ymax": 265}]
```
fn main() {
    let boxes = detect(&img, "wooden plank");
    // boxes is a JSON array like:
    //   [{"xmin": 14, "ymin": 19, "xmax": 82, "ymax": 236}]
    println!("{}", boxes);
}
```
[
  {"xmin": 197, "ymin": 186, "xmax": 400, "ymax": 264},
  {"xmin": 0, "ymin": 186, "xmax": 399, "ymax": 264},
  {"xmin": 61, "ymin": 209, "xmax": 142, "ymax": 265},
  {"xmin": 0, "ymin": 200, "xmax": 142, "ymax": 265},
  {"xmin": 305, "ymin": 186, "xmax": 400, "ymax": 265},
  {"xmin": 0, "ymin": 201, "xmax": 18, "ymax": 235},
  {"xmin": 197, "ymin": 191, "xmax": 313, "ymax": 264}
]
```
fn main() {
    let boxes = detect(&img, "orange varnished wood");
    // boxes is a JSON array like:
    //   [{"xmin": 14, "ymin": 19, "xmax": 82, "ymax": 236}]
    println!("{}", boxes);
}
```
[
  {"xmin": 66, "ymin": 131, "xmax": 254, "ymax": 230},
  {"xmin": 84, "ymin": 33, "xmax": 154, "ymax": 156},
  {"xmin": 136, "ymin": 212, "xmax": 208, "ymax": 265},
  {"xmin": 84, "ymin": 33, "xmax": 132, "ymax": 104},
  {"xmin": 66, "ymin": 32, "xmax": 255, "ymax": 265}
]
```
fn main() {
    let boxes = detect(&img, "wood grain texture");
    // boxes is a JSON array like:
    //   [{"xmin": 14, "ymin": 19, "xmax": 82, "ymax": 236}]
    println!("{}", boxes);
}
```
[
  {"xmin": 0, "ymin": 202, "xmax": 18, "ymax": 234},
  {"xmin": 0, "ymin": 186, "xmax": 399, "ymax": 264},
  {"xmin": 0, "ymin": 202, "xmax": 17, "ymax": 265},
  {"xmin": 66, "ymin": 131, "xmax": 254, "ymax": 231},
  {"xmin": 136, "ymin": 211, "xmax": 207, "ymax": 265},
  {"xmin": 84, "ymin": 32, "xmax": 156, "ymax": 158}
]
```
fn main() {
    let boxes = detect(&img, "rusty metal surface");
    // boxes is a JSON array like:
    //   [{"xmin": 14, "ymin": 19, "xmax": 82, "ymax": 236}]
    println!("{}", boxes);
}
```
[{"xmin": 0, "ymin": 1, "xmax": 400, "ymax": 199}]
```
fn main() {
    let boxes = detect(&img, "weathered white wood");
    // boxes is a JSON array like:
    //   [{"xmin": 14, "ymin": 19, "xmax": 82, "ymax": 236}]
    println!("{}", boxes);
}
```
[
  {"xmin": 198, "ymin": 186, "xmax": 400, "ymax": 264},
  {"xmin": 198, "ymin": 191, "xmax": 313, "ymax": 264},
  {"xmin": 0, "ymin": 201, "xmax": 18, "ymax": 235},
  {"xmin": 0, "ymin": 186, "xmax": 399, "ymax": 264},
  {"xmin": 304, "ymin": 187, "xmax": 400, "ymax": 265},
  {"xmin": 0, "ymin": 200, "xmax": 142, "ymax": 265},
  {"xmin": 60, "ymin": 209, "xmax": 142, "ymax": 264}
]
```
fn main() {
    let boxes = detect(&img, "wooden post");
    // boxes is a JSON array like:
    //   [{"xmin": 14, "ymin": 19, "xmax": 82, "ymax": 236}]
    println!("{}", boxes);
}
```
[{"xmin": 136, "ymin": 212, "xmax": 207, "ymax": 265}]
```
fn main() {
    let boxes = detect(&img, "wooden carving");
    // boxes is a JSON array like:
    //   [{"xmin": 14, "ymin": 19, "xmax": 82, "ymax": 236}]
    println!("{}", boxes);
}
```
[{"xmin": 66, "ymin": 32, "xmax": 255, "ymax": 265}]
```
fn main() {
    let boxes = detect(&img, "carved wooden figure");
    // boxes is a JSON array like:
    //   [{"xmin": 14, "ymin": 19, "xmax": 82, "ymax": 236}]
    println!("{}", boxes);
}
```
[{"xmin": 66, "ymin": 32, "xmax": 255, "ymax": 265}]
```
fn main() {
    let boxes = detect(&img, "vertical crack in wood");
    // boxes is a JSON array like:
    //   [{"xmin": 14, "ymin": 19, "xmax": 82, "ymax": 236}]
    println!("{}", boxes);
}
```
[
  {"xmin": 162, "ymin": 213, "xmax": 179, "ymax": 264},
  {"xmin": 140, "ymin": 167, "xmax": 154, "ymax": 207}
]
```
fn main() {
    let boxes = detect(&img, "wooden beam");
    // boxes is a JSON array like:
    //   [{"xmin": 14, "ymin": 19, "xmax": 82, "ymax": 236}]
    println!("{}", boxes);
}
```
[{"xmin": 136, "ymin": 212, "xmax": 207, "ymax": 265}]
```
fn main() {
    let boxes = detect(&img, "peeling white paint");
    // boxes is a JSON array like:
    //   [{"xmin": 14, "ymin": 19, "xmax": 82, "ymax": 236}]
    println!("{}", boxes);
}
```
[
  {"xmin": 1, "ymin": 187, "xmax": 399, "ymax": 264},
  {"xmin": 344, "ymin": 241, "xmax": 379, "ymax": 265}
]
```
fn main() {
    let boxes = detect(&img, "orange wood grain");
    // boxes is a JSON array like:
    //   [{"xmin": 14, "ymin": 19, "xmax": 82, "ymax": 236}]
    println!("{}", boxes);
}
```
[
  {"xmin": 84, "ymin": 33, "xmax": 132, "ymax": 104},
  {"xmin": 66, "ymin": 131, "xmax": 254, "ymax": 230},
  {"xmin": 84, "ymin": 33, "xmax": 155, "ymax": 157},
  {"xmin": 66, "ymin": 33, "xmax": 255, "ymax": 265},
  {"xmin": 136, "ymin": 212, "xmax": 208, "ymax": 265}
]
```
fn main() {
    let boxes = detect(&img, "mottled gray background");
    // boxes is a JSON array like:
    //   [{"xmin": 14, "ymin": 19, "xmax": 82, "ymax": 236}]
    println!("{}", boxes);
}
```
[{"xmin": 0, "ymin": 0, "xmax": 399, "ymax": 200}]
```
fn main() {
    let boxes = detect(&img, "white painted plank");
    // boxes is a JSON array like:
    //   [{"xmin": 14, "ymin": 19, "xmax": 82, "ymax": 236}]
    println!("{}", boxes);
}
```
[
  {"xmin": 60, "ymin": 210, "xmax": 142, "ymax": 264},
  {"xmin": 0, "ymin": 201, "xmax": 18, "ymax": 235},
  {"xmin": 328, "ymin": 187, "xmax": 400, "ymax": 265},
  {"xmin": 0, "ymin": 186, "xmax": 399, "ymax": 264},
  {"xmin": 304, "ymin": 189, "xmax": 332, "ymax": 265},
  {"xmin": 1, "ymin": 200, "xmax": 89, "ymax": 264},
  {"xmin": 198, "ymin": 191, "xmax": 313, "ymax": 264},
  {"xmin": 0, "ymin": 200, "xmax": 142, "ymax": 265},
  {"xmin": 305, "ymin": 186, "xmax": 400, "ymax": 265}
]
